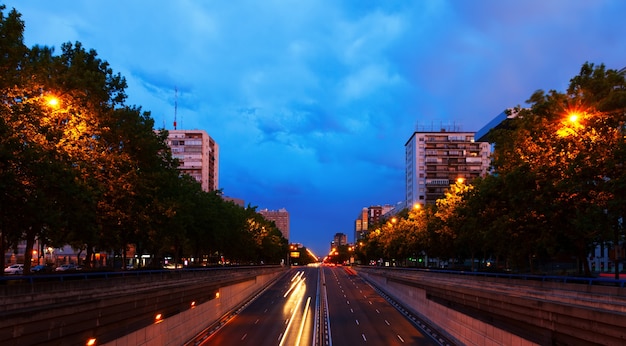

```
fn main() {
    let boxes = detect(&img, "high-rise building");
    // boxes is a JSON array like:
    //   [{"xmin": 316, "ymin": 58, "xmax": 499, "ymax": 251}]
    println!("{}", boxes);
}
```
[
  {"xmin": 259, "ymin": 208, "xmax": 290, "ymax": 241},
  {"xmin": 354, "ymin": 205, "xmax": 395, "ymax": 242},
  {"xmin": 405, "ymin": 129, "xmax": 491, "ymax": 206},
  {"xmin": 166, "ymin": 129, "xmax": 219, "ymax": 192}
]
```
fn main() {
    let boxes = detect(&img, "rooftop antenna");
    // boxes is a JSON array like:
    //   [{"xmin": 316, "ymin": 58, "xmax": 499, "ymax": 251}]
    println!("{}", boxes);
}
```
[{"xmin": 173, "ymin": 86, "xmax": 178, "ymax": 130}]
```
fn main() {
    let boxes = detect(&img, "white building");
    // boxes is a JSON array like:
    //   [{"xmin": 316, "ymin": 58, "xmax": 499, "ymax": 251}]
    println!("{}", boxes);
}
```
[
  {"xmin": 166, "ymin": 129, "xmax": 219, "ymax": 192},
  {"xmin": 405, "ymin": 129, "xmax": 491, "ymax": 206}
]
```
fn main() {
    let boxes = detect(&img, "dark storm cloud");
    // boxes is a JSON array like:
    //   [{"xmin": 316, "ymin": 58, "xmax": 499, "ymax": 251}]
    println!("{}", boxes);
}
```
[{"xmin": 7, "ymin": 0, "xmax": 626, "ymax": 256}]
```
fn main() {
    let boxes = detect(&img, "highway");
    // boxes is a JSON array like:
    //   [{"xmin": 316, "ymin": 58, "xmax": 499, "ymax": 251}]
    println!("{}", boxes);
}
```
[
  {"xmin": 191, "ymin": 265, "xmax": 441, "ymax": 346},
  {"xmin": 326, "ymin": 266, "xmax": 439, "ymax": 346}
]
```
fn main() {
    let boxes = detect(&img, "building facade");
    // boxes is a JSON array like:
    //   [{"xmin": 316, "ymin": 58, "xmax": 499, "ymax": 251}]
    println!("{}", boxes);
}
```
[
  {"xmin": 332, "ymin": 233, "xmax": 348, "ymax": 249},
  {"xmin": 166, "ymin": 130, "xmax": 219, "ymax": 192},
  {"xmin": 258, "ymin": 208, "xmax": 290, "ymax": 241},
  {"xmin": 405, "ymin": 130, "xmax": 491, "ymax": 206},
  {"xmin": 354, "ymin": 205, "xmax": 395, "ymax": 242}
]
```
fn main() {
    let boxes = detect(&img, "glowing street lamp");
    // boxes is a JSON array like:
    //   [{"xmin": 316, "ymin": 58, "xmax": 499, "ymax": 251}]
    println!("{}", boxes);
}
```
[
  {"xmin": 46, "ymin": 96, "xmax": 60, "ymax": 108},
  {"xmin": 557, "ymin": 110, "xmax": 585, "ymax": 137}
]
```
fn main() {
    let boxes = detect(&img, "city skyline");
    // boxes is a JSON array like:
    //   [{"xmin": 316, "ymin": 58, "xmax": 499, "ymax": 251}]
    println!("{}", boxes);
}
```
[{"xmin": 5, "ymin": 0, "xmax": 626, "ymax": 256}]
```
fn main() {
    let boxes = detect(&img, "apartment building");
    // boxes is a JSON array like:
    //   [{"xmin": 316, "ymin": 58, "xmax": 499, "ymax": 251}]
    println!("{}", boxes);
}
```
[
  {"xmin": 354, "ymin": 204, "xmax": 395, "ymax": 242},
  {"xmin": 405, "ymin": 129, "xmax": 491, "ymax": 206},
  {"xmin": 166, "ymin": 129, "xmax": 219, "ymax": 192},
  {"xmin": 258, "ymin": 208, "xmax": 290, "ymax": 241}
]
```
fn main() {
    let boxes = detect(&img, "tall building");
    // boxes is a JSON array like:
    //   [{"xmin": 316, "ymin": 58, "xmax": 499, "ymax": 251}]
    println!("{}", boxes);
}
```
[
  {"xmin": 405, "ymin": 129, "xmax": 491, "ymax": 206},
  {"xmin": 354, "ymin": 205, "xmax": 395, "ymax": 242},
  {"xmin": 166, "ymin": 130, "xmax": 219, "ymax": 192},
  {"xmin": 259, "ymin": 208, "xmax": 290, "ymax": 241}
]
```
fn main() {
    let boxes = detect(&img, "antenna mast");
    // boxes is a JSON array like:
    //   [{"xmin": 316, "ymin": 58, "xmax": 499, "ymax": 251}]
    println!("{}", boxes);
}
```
[{"xmin": 173, "ymin": 86, "xmax": 178, "ymax": 130}]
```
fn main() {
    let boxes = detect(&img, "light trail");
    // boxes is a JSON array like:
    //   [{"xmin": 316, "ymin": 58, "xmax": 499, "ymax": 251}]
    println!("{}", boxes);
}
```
[
  {"xmin": 279, "ymin": 290, "xmax": 305, "ymax": 346},
  {"xmin": 295, "ymin": 297, "xmax": 311, "ymax": 346},
  {"xmin": 285, "ymin": 271, "xmax": 305, "ymax": 297}
]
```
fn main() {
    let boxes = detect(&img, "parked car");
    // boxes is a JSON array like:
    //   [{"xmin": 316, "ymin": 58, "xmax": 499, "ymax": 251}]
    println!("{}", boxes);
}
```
[
  {"xmin": 32, "ymin": 264, "xmax": 54, "ymax": 274},
  {"xmin": 55, "ymin": 264, "xmax": 80, "ymax": 272},
  {"xmin": 4, "ymin": 264, "xmax": 24, "ymax": 275}
]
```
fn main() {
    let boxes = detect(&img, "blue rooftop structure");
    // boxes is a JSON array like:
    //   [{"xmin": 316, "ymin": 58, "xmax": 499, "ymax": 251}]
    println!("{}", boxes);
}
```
[{"xmin": 475, "ymin": 108, "xmax": 522, "ymax": 142}]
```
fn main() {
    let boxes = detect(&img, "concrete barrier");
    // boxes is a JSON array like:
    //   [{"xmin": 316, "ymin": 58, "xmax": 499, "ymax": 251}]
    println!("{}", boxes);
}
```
[
  {"xmin": 357, "ymin": 267, "xmax": 626, "ymax": 346},
  {"xmin": 0, "ymin": 266, "xmax": 286, "ymax": 346},
  {"xmin": 103, "ymin": 270, "xmax": 284, "ymax": 346}
]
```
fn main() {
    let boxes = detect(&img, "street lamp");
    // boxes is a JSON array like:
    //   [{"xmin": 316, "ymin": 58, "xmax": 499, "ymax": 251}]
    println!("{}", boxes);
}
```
[
  {"xmin": 45, "ymin": 96, "xmax": 60, "ymax": 108},
  {"xmin": 557, "ymin": 110, "xmax": 585, "ymax": 137}
]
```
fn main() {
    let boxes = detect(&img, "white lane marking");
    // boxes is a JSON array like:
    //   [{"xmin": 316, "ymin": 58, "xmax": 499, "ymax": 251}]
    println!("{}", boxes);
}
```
[
  {"xmin": 241, "ymin": 333, "xmax": 247, "ymax": 340},
  {"xmin": 355, "ymin": 319, "xmax": 360, "ymax": 325},
  {"xmin": 362, "ymin": 334, "xmax": 367, "ymax": 341},
  {"xmin": 254, "ymin": 319, "xmax": 260, "ymax": 324},
  {"xmin": 375, "ymin": 309, "xmax": 380, "ymax": 314},
  {"xmin": 385, "ymin": 320, "xmax": 390, "ymax": 326},
  {"xmin": 350, "ymin": 308, "xmax": 354, "ymax": 313},
  {"xmin": 397, "ymin": 335, "xmax": 405, "ymax": 343}
]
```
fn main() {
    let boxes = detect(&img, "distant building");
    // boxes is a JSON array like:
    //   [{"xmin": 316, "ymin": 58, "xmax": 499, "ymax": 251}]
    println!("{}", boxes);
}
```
[
  {"xmin": 222, "ymin": 196, "xmax": 244, "ymax": 207},
  {"xmin": 166, "ymin": 129, "xmax": 219, "ymax": 192},
  {"xmin": 405, "ymin": 129, "xmax": 491, "ymax": 206},
  {"xmin": 259, "ymin": 208, "xmax": 290, "ymax": 241},
  {"xmin": 331, "ymin": 233, "xmax": 348, "ymax": 249},
  {"xmin": 354, "ymin": 205, "xmax": 395, "ymax": 242}
]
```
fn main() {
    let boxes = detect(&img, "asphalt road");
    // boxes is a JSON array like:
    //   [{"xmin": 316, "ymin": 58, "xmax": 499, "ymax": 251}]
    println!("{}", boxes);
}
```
[
  {"xmin": 325, "ymin": 265, "xmax": 439, "ymax": 346},
  {"xmin": 195, "ymin": 264, "xmax": 440, "ymax": 346},
  {"xmin": 198, "ymin": 266, "xmax": 319, "ymax": 346}
]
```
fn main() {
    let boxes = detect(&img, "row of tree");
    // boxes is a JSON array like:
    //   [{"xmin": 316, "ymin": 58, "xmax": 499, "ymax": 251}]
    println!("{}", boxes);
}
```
[
  {"xmin": 0, "ymin": 6, "xmax": 287, "ymax": 275},
  {"xmin": 359, "ymin": 63, "xmax": 626, "ymax": 277}
]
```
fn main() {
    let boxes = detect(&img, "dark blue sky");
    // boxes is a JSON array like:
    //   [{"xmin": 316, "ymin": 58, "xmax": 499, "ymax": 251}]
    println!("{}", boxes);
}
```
[{"xmin": 6, "ymin": 0, "xmax": 626, "ymax": 257}]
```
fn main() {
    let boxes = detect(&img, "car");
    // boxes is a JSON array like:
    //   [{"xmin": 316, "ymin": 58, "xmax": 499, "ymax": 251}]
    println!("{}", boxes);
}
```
[
  {"xmin": 4, "ymin": 264, "xmax": 24, "ymax": 275},
  {"xmin": 32, "ymin": 264, "xmax": 54, "ymax": 274},
  {"xmin": 55, "ymin": 264, "xmax": 79, "ymax": 272}
]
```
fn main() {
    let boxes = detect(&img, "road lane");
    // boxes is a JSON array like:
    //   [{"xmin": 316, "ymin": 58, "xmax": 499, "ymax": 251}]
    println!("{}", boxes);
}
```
[
  {"xmin": 192, "ymin": 264, "xmax": 442, "ymax": 345},
  {"xmin": 324, "ymin": 265, "xmax": 440, "ymax": 346},
  {"xmin": 197, "ymin": 266, "xmax": 319, "ymax": 346}
]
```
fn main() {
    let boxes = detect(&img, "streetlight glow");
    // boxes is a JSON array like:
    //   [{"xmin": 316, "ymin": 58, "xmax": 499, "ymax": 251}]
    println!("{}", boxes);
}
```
[{"xmin": 46, "ymin": 96, "xmax": 60, "ymax": 108}]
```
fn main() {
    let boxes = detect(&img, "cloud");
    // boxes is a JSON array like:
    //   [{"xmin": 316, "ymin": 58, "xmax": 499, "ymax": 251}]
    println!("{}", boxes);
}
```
[{"xmin": 7, "ymin": 0, "xmax": 626, "ymax": 256}]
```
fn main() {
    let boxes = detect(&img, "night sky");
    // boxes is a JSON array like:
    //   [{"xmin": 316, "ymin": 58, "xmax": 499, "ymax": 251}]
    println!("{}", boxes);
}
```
[{"xmin": 6, "ymin": 0, "xmax": 626, "ymax": 257}]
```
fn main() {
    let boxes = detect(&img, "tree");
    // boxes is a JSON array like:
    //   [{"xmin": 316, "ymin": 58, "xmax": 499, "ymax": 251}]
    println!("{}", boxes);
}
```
[{"xmin": 488, "ymin": 63, "xmax": 626, "ymax": 275}]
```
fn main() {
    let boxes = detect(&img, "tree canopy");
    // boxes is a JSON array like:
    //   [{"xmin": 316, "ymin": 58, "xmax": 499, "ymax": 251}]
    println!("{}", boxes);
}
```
[
  {"xmin": 359, "ymin": 62, "xmax": 626, "ymax": 276},
  {"xmin": 0, "ymin": 5, "xmax": 287, "ymax": 274}
]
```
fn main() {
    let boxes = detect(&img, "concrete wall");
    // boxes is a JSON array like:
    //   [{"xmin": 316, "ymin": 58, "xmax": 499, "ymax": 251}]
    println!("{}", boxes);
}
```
[
  {"xmin": 366, "ymin": 273, "xmax": 534, "ymax": 346},
  {"xmin": 357, "ymin": 267, "xmax": 626, "ymax": 346},
  {"xmin": 0, "ymin": 267, "xmax": 286, "ymax": 346},
  {"xmin": 102, "ymin": 270, "xmax": 283, "ymax": 346}
]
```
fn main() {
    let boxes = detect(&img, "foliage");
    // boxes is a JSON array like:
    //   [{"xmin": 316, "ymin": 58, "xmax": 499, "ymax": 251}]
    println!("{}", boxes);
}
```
[
  {"xmin": 0, "ymin": 6, "xmax": 287, "ymax": 274},
  {"xmin": 359, "ymin": 62, "xmax": 626, "ymax": 276}
]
